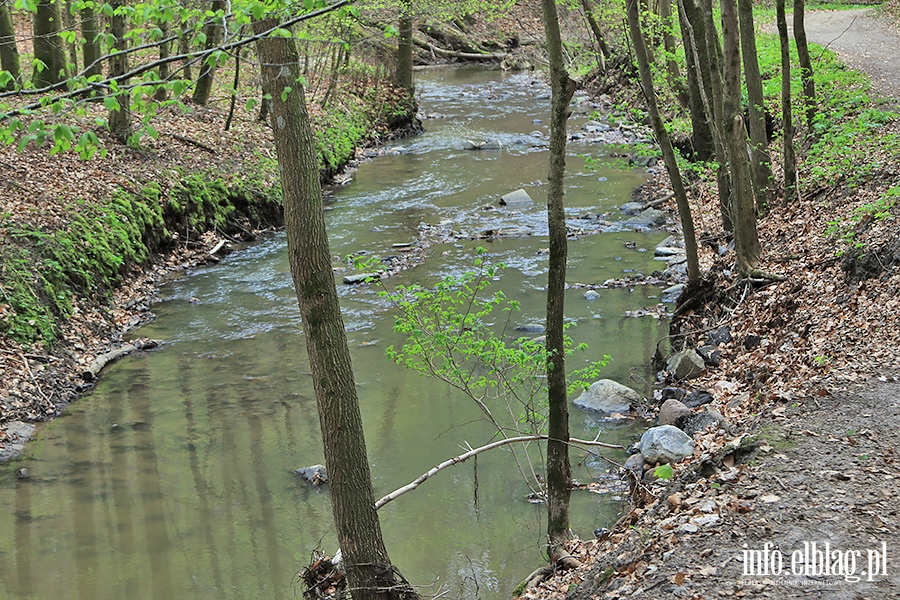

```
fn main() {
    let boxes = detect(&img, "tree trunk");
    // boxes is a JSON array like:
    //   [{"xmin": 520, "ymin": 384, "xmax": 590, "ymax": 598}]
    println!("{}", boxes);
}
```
[
  {"xmin": 676, "ymin": 0, "xmax": 713, "ymax": 160},
  {"xmin": 539, "ymin": 0, "xmax": 577, "ymax": 565},
  {"xmin": 659, "ymin": 0, "xmax": 688, "ymax": 108},
  {"xmin": 0, "ymin": 0, "xmax": 20, "ymax": 90},
  {"xmin": 180, "ymin": 24, "xmax": 193, "ymax": 81},
  {"xmin": 155, "ymin": 22, "xmax": 169, "ymax": 102},
  {"xmin": 193, "ymin": 0, "xmax": 225, "ymax": 105},
  {"xmin": 580, "ymin": 0, "xmax": 609, "ymax": 70},
  {"xmin": 793, "ymin": 0, "xmax": 816, "ymax": 124},
  {"xmin": 721, "ymin": 0, "xmax": 760, "ymax": 272},
  {"xmin": 252, "ymin": 17, "xmax": 417, "ymax": 600},
  {"xmin": 627, "ymin": 0, "xmax": 700, "ymax": 283},
  {"xmin": 395, "ymin": 0, "xmax": 414, "ymax": 93},
  {"xmin": 777, "ymin": 0, "xmax": 797, "ymax": 203},
  {"xmin": 108, "ymin": 0, "xmax": 131, "ymax": 143},
  {"xmin": 738, "ymin": 0, "xmax": 773, "ymax": 215},
  {"xmin": 33, "ymin": 0, "xmax": 67, "ymax": 86},
  {"xmin": 80, "ymin": 2, "xmax": 101, "ymax": 78},
  {"xmin": 61, "ymin": 0, "xmax": 77, "ymax": 73}
]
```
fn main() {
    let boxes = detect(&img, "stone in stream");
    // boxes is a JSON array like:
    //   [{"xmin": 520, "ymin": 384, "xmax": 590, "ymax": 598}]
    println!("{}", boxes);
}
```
[
  {"xmin": 343, "ymin": 273, "xmax": 379, "ymax": 285},
  {"xmin": 625, "ymin": 208, "xmax": 667, "ymax": 228},
  {"xmin": 574, "ymin": 379, "xmax": 641, "ymax": 414},
  {"xmin": 654, "ymin": 246, "xmax": 684, "ymax": 257},
  {"xmin": 619, "ymin": 201, "xmax": 645, "ymax": 216},
  {"xmin": 464, "ymin": 139, "xmax": 502, "ymax": 150},
  {"xmin": 295, "ymin": 465, "xmax": 328, "ymax": 485},
  {"xmin": 499, "ymin": 188, "xmax": 534, "ymax": 207},
  {"xmin": 583, "ymin": 290, "xmax": 601, "ymax": 301},
  {"xmin": 666, "ymin": 348, "xmax": 706, "ymax": 380},
  {"xmin": 514, "ymin": 323, "xmax": 545, "ymax": 334},
  {"xmin": 660, "ymin": 283, "xmax": 685, "ymax": 304},
  {"xmin": 640, "ymin": 425, "xmax": 694, "ymax": 464}
]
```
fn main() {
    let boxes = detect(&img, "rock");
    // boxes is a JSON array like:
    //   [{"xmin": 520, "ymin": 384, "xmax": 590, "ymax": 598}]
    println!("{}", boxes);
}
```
[
  {"xmin": 343, "ymin": 273, "xmax": 379, "ymax": 284},
  {"xmin": 583, "ymin": 120, "xmax": 611, "ymax": 133},
  {"xmin": 660, "ymin": 283, "xmax": 685, "ymax": 304},
  {"xmin": 654, "ymin": 246, "xmax": 684, "ymax": 257},
  {"xmin": 677, "ymin": 408, "xmax": 725, "ymax": 437},
  {"xmin": 481, "ymin": 139, "xmax": 502, "ymax": 150},
  {"xmin": 626, "ymin": 208, "xmax": 667, "ymax": 229},
  {"xmin": 666, "ymin": 349, "xmax": 706, "ymax": 380},
  {"xmin": 707, "ymin": 325, "xmax": 732, "ymax": 346},
  {"xmin": 574, "ymin": 379, "xmax": 641, "ymax": 414},
  {"xmin": 499, "ymin": 188, "xmax": 534, "ymax": 207},
  {"xmin": 295, "ymin": 464, "xmax": 328, "ymax": 485},
  {"xmin": 660, "ymin": 387, "xmax": 687, "ymax": 401},
  {"xmin": 640, "ymin": 425, "xmax": 694, "ymax": 464},
  {"xmin": 515, "ymin": 323, "xmax": 545, "ymax": 334},
  {"xmin": 682, "ymin": 390, "xmax": 715, "ymax": 408},
  {"xmin": 658, "ymin": 399, "xmax": 692, "ymax": 427},
  {"xmin": 619, "ymin": 201, "xmax": 645, "ymax": 215},
  {"xmin": 697, "ymin": 345, "xmax": 722, "ymax": 367},
  {"xmin": 744, "ymin": 334, "xmax": 762, "ymax": 349},
  {"xmin": 584, "ymin": 290, "xmax": 601, "ymax": 301},
  {"xmin": 17, "ymin": 468, "xmax": 29, "ymax": 479},
  {"xmin": 464, "ymin": 139, "xmax": 502, "ymax": 150},
  {"xmin": 623, "ymin": 453, "xmax": 644, "ymax": 473},
  {"xmin": 656, "ymin": 235, "xmax": 682, "ymax": 249}
]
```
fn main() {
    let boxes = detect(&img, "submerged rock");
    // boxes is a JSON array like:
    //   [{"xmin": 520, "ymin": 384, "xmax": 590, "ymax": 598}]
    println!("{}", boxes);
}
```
[
  {"xmin": 574, "ymin": 379, "xmax": 641, "ymax": 414},
  {"xmin": 295, "ymin": 465, "xmax": 328, "ymax": 485}
]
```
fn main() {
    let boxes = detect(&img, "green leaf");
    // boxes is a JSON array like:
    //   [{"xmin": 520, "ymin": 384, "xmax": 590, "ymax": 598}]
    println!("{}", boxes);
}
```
[
  {"xmin": 280, "ymin": 86, "xmax": 292, "ymax": 102},
  {"xmin": 654, "ymin": 464, "xmax": 674, "ymax": 480},
  {"xmin": 104, "ymin": 96, "xmax": 121, "ymax": 112}
]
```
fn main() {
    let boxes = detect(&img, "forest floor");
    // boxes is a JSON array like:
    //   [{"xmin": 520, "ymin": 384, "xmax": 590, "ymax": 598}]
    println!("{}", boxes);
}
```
[{"xmin": 527, "ymin": 6, "xmax": 900, "ymax": 600}]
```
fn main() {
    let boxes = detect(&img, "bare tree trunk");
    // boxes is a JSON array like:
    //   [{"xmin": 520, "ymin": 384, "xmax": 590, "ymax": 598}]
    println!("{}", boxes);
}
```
[
  {"xmin": 539, "ymin": 0, "xmax": 579, "ymax": 568},
  {"xmin": 793, "ymin": 0, "xmax": 816, "ymax": 124},
  {"xmin": 61, "ymin": 0, "xmax": 77, "ymax": 73},
  {"xmin": 80, "ymin": 2, "xmax": 101, "ymax": 78},
  {"xmin": 677, "ymin": 0, "xmax": 713, "ymax": 160},
  {"xmin": 108, "ymin": 0, "xmax": 131, "ymax": 143},
  {"xmin": 0, "ymin": 0, "xmax": 20, "ymax": 90},
  {"xmin": 777, "ymin": 0, "xmax": 797, "ymax": 203},
  {"xmin": 580, "ymin": 0, "xmax": 609, "ymax": 70},
  {"xmin": 33, "ymin": 0, "xmax": 67, "ymax": 86},
  {"xmin": 721, "ymin": 0, "xmax": 760, "ymax": 272},
  {"xmin": 627, "ymin": 0, "xmax": 700, "ymax": 283},
  {"xmin": 193, "ymin": 0, "xmax": 225, "ymax": 105},
  {"xmin": 155, "ymin": 22, "xmax": 170, "ymax": 102},
  {"xmin": 738, "ymin": 0, "xmax": 773, "ymax": 215},
  {"xmin": 180, "ymin": 20, "xmax": 193, "ymax": 81},
  {"xmin": 659, "ymin": 0, "xmax": 688, "ymax": 108},
  {"xmin": 252, "ymin": 17, "xmax": 417, "ymax": 600},
  {"xmin": 395, "ymin": 0, "xmax": 414, "ymax": 93}
]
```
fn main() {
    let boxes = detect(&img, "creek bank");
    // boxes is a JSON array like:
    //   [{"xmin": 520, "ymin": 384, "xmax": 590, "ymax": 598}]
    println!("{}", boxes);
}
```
[{"xmin": 0, "ymin": 84, "xmax": 418, "ymax": 461}]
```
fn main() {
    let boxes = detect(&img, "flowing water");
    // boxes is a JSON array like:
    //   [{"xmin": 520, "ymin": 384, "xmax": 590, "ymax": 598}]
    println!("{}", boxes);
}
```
[{"xmin": 0, "ymin": 69, "xmax": 672, "ymax": 599}]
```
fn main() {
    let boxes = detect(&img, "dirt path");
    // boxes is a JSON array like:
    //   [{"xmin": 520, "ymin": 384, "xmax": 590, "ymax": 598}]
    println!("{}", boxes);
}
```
[{"xmin": 803, "ymin": 8, "xmax": 900, "ymax": 104}]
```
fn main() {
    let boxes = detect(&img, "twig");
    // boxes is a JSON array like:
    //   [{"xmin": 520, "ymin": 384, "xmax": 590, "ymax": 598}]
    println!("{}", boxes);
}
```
[{"xmin": 169, "ymin": 133, "xmax": 217, "ymax": 154}]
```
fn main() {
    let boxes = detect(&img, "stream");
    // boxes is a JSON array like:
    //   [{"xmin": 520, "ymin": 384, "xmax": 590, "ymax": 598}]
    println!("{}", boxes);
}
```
[{"xmin": 0, "ymin": 68, "xmax": 672, "ymax": 599}]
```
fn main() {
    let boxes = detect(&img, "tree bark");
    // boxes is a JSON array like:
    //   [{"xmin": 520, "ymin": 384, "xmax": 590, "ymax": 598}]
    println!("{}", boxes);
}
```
[
  {"xmin": 395, "ymin": 0, "xmax": 414, "ymax": 93},
  {"xmin": 192, "ymin": 0, "xmax": 225, "ymax": 105},
  {"xmin": 676, "ymin": 0, "xmax": 713, "ymax": 160},
  {"xmin": 155, "ymin": 22, "xmax": 169, "ymax": 102},
  {"xmin": 659, "ymin": 0, "xmax": 688, "ymax": 108},
  {"xmin": 108, "ymin": 0, "xmax": 131, "ymax": 143},
  {"xmin": 627, "ymin": 0, "xmax": 700, "ymax": 283},
  {"xmin": 721, "ymin": 0, "xmax": 760, "ymax": 272},
  {"xmin": 80, "ymin": 2, "xmax": 101, "ymax": 78},
  {"xmin": 777, "ymin": 0, "xmax": 797, "ymax": 203},
  {"xmin": 580, "ymin": 0, "xmax": 609, "ymax": 70},
  {"xmin": 61, "ymin": 0, "xmax": 77, "ymax": 73},
  {"xmin": 33, "ymin": 0, "xmax": 67, "ymax": 86},
  {"xmin": 180, "ymin": 24, "xmax": 193, "ymax": 81},
  {"xmin": 252, "ymin": 17, "xmax": 417, "ymax": 600},
  {"xmin": 738, "ymin": 0, "xmax": 773, "ymax": 215},
  {"xmin": 793, "ymin": 0, "xmax": 816, "ymax": 124},
  {"xmin": 0, "ymin": 0, "xmax": 20, "ymax": 90},
  {"xmin": 539, "ymin": 0, "xmax": 577, "ymax": 565}
]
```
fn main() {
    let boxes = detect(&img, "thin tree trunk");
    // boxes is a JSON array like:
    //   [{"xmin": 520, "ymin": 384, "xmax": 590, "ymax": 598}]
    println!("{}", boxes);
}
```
[
  {"xmin": 61, "ymin": 0, "xmax": 77, "ymax": 73},
  {"xmin": 395, "ymin": 0, "xmax": 413, "ymax": 93},
  {"xmin": 793, "ymin": 0, "xmax": 816, "ymax": 124},
  {"xmin": 738, "ymin": 0, "xmax": 773, "ymax": 215},
  {"xmin": 659, "ymin": 0, "xmax": 688, "ymax": 108},
  {"xmin": 0, "ymin": 0, "xmax": 20, "ymax": 90},
  {"xmin": 80, "ymin": 2, "xmax": 101, "ymax": 78},
  {"xmin": 224, "ymin": 34, "xmax": 242, "ymax": 130},
  {"xmin": 180, "ymin": 21, "xmax": 193, "ymax": 81},
  {"xmin": 627, "ymin": 0, "xmax": 700, "ymax": 283},
  {"xmin": 33, "ymin": 0, "xmax": 67, "ymax": 86},
  {"xmin": 193, "ymin": 0, "xmax": 225, "ymax": 105},
  {"xmin": 721, "ymin": 0, "xmax": 760, "ymax": 272},
  {"xmin": 108, "ymin": 0, "xmax": 131, "ymax": 143},
  {"xmin": 252, "ymin": 17, "xmax": 417, "ymax": 600},
  {"xmin": 580, "ymin": 0, "xmax": 609, "ymax": 71},
  {"xmin": 155, "ymin": 22, "xmax": 169, "ymax": 102},
  {"xmin": 539, "ymin": 0, "xmax": 578, "ymax": 567},
  {"xmin": 777, "ymin": 0, "xmax": 797, "ymax": 203},
  {"xmin": 677, "ymin": 0, "xmax": 713, "ymax": 160}
]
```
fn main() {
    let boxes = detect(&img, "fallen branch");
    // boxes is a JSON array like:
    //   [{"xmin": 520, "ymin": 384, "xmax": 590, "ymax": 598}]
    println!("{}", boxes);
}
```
[
  {"xmin": 412, "ymin": 37, "xmax": 507, "ymax": 60},
  {"xmin": 170, "ymin": 133, "xmax": 217, "ymax": 154},
  {"xmin": 82, "ymin": 339, "xmax": 159, "ymax": 381},
  {"xmin": 643, "ymin": 191, "xmax": 675, "ymax": 209},
  {"xmin": 375, "ymin": 435, "xmax": 623, "ymax": 510}
]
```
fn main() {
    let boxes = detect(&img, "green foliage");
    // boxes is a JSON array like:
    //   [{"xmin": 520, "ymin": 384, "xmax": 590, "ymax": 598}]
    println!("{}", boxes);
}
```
[
  {"xmin": 312, "ymin": 99, "xmax": 371, "ymax": 177},
  {"xmin": 653, "ymin": 463, "xmax": 674, "ymax": 480},
  {"xmin": 825, "ymin": 184, "xmax": 900, "ymax": 251},
  {"xmin": 380, "ymin": 250, "xmax": 609, "ymax": 435}
]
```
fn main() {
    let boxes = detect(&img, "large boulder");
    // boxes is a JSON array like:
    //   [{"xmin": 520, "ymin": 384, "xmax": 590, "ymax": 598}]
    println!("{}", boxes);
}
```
[
  {"xmin": 666, "ymin": 348, "xmax": 705, "ymax": 380},
  {"xmin": 574, "ymin": 379, "xmax": 641, "ymax": 414},
  {"xmin": 640, "ymin": 425, "xmax": 694, "ymax": 464},
  {"xmin": 658, "ymin": 399, "xmax": 692, "ymax": 427},
  {"xmin": 626, "ymin": 208, "xmax": 667, "ymax": 229}
]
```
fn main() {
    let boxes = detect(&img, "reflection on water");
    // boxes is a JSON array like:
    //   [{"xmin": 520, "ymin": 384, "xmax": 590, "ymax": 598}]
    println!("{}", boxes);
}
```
[{"xmin": 0, "ymin": 68, "xmax": 671, "ymax": 599}]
